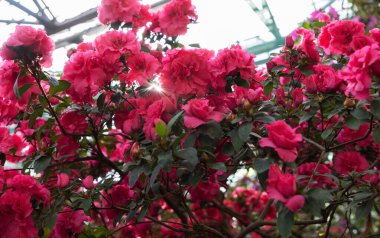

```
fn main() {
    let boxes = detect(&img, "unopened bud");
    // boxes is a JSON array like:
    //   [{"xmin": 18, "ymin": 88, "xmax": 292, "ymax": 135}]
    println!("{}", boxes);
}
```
[
  {"xmin": 285, "ymin": 35, "xmax": 294, "ymax": 48},
  {"xmin": 226, "ymin": 113, "xmax": 237, "ymax": 123},
  {"xmin": 242, "ymin": 98, "xmax": 252, "ymax": 110},
  {"xmin": 344, "ymin": 98, "xmax": 356, "ymax": 108},
  {"xmin": 201, "ymin": 152, "xmax": 209, "ymax": 161},
  {"xmin": 130, "ymin": 142, "xmax": 140, "ymax": 158}
]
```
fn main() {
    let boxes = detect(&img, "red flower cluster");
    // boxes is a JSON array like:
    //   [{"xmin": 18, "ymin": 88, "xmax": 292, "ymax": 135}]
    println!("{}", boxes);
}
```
[
  {"xmin": 0, "ymin": 26, "xmax": 54, "ymax": 67},
  {"xmin": 0, "ymin": 170, "xmax": 50, "ymax": 238}
]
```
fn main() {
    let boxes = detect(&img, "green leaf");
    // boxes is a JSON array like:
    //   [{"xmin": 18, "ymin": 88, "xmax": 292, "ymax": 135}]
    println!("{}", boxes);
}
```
[
  {"xmin": 110, "ymin": 21, "xmax": 122, "ymax": 30},
  {"xmin": 321, "ymin": 128, "xmax": 333, "ymax": 140},
  {"xmin": 351, "ymin": 107, "xmax": 371, "ymax": 120},
  {"xmin": 264, "ymin": 81, "xmax": 273, "ymax": 97},
  {"xmin": 301, "ymin": 69, "xmax": 314, "ymax": 77},
  {"xmin": 301, "ymin": 21, "xmax": 311, "ymax": 30},
  {"xmin": 210, "ymin": 162, "xmax": 226, "ymax": 172},
  {"xmin": 184, "ymin": 133, "xmax": 197, "ymax": 148},
  {"xmin": 238, "ymin": 122, "xmax": 252, "ymax": 141},
  {"xmin": 255, "ymin": 115, "xmax": 276, "ymax": 124},
  {"xmin": 141, "ymin": 44, "xmax": 151, "ymax": 53},
  {"xmin": 234, "ymin": 77, "xmax": 250, "ymax": 88},
  {"xmin": 125, "ymin": 209, "xmax": 137, "ymax": 224},
  {"xmin": 253, "ymin": 158, "xmax": 273, "ymax": 173},
  {"xmin": 155, "ymin": 120, "xmax": 166, "ymax": 138},
  {"xmin": 13, "ymin": 68, "xmax": 27, "ymax": 99},
  {"xmin": 166, "ymin": 111, "xmax": 184, "ymax": 136},
  {"xmin": 129, "ymin": 167, "xmax": 141, "ymax": 187},
  {"xmin": 19, "ymin": 83, "xmax": 34, "ymax": 98},
  {"xmin": 300, "ymin": 107, "xmax": 318, "ymax": 124},
  {"xmin": 157, "ymin": 150, "xmax": 173, "ymax": 169},
  {"xmin": 271, "ymin": 65, "xmax": 287, "ymax": 73},
  {"xmin": 200, "ymin": 120, "xmax": 222, "ymax": 139},
  {"xmin": 150, "ymin": 165, "xmax": 161, "ymax": 187},
  {"xmin": 277, "ymin": 208, "xmax": 294, "ymax": 238},
  {"xmin": 221, "ymin": 142, "xmax": 234, "ymax": 156},
  {"xmin": 96, "ymin": 93, "xmax": 107, "ymax": 110},
  {"xmin": 28, "ymin": 107, "xmax": 44, "ymax": 127},
  {"xmin": 345, "ymin": 115, "xmax": 363, "ymax": 130},
  {"xmin": 79, "ymin": 199, "xmax": 92, "ymax": 211},
  {"xmin": 175, "ymin": 147, "xmax": 199, "ymax": 171},
  {"xmin": 110, "ymin": 93, "xmax": 121, "ymax": 103},
  {"xmin": 189, "ymin": 43, "xmax": 201, "ymax": 48},
  {"xmin": 373, "ymin": 127, "xmax": 380, "ymax": 143},
  {"xmin": 138, "ymin": 204, "xmax": 150, "ymax": 222},
  {"xmin": 34, "ymin": 156, "xmax": 51, "ymax": 173},
  {"xmin": 355, "ymin": 199, "xmax": 373, "ymax": 219},
  {"xmin": 49, "ymin": 80, "xmax": 71, "ymax": 96},
  {"xmin": 228, "ymin": 123, "xmax": 253, "ymax": 152},
  {"xmin": 257, "ymin": 170, "xmax": 269, "ymax": 189},
  {"xmin": 306, "ymin": 188, "xmax": 332, "ymax": 217},
  {"xmin": 370, "ymin": 99, "xmax": 380, "ymax": 119},
  {"xmin": 228, "ymin": 129, "xmax": 243, "ymax": 151}
]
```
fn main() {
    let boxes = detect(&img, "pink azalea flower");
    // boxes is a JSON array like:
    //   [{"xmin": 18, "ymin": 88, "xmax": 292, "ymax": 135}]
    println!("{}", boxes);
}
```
[
  {"xmin": 259, "ymin": 120, "xmax": 302, "ymax": 162},
  {"xmin": 183, "ymin": 98, "xmax": 224, "ymax": 128}
]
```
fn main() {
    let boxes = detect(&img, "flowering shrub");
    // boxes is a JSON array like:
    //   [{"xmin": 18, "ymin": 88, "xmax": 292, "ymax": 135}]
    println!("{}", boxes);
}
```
[{"xmin": 0, "ymin": 1, "xmax": 379, "ymax": 238}]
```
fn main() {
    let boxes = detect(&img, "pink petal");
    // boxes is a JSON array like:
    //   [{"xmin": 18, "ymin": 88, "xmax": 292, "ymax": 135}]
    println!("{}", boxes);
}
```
[
  {"xmin": 275, "ymin": 147, "xmax": 298, "ymax": 162},
  {"xmin": 285, "ymin": 195, "xmax": 305, "ymax": 212},
  {"xmin": 267, "ymin": 187, "xmax": 287, "ymax": 202},
  {"xmin": 184, "ymin": 115, "xmax": 206, "ymax": 128},
  {"xmin": 259, "ymin": 138, "xmax": 276, "ymax": 148}
]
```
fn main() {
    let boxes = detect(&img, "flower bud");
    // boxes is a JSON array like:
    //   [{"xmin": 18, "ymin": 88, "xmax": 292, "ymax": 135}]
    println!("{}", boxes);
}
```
[
  {"xmin": 242, "ymin": 98, "xmax": 252, "ymax": 110},
  {"xmin": 130, "ymin": 142, "xmax": 141, "ymax": 158},
  {"xmin": 285, "ymin": 35, "xmax": 295, "ymax": 48},
  {"xmin": 82, "ymin": 176, "xmax": 95, "ymax": 189},
  {"xmin": 57, "ymin": 173, "xmax": 70, "ymax": 188},
  {"xmin": 344, "ymin": 97, "xmax": 356, "ymax": 108},
  {"xmin": 226, "ymin": 113, "xmax": 237, "ymax": 123}
]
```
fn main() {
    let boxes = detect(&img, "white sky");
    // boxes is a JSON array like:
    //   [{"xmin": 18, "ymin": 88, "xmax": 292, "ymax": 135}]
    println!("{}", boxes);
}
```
[{"xmin": 0, "ymin": 0, "xmax": 340, "ymax": 71}]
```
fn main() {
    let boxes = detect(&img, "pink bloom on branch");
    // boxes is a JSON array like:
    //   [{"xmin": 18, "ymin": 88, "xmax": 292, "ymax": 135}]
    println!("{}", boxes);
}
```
[
  {"xmin": 158, "ymin": 0, "xmax": 197, "ymax": 36},
  {"xmin": 101, "ymin": 184, "xmax": 134, "ymax": 220},
  {"xmin": 98, "ymin": 0, "xmax": 144, "ymax": 25},
  {"xmin": 62, "ymin": 50, "xmax": 111, "ymax": 104},
  {"xmin": 50, "ymin": 207, "xmax": 88, "ymax": 238},
  {"xmin": 341, "ymin": 44, "xmax": 380, "ymax": 100},
  {"xmin": 333, "ymin": 151, "xmax": 369, "ymax": 176},
  {"xmin": 259, "ymin": 120, "xmax": 302, "ymax": 162},
  {"xmin": 297, "ymin": 162, "xmax": 335, "ymax": 188},
  {"xmin": 7, "ymin": 174, "xmax": 51, "ymax": 206},
  {"xmin": 318, "ymin": 20, "xmax": 365, "ymax": 55},
  {"xmin": 0, "ymin": 26, "xmax": 54, "ymax": 67},
  {"xmin": 123, "ymin": 52, "xmax": 161, "ymax": 86},
  {"xmin": 303, "ymin": 65, "xmax": 342, "ymax": 94},
  {"xmin": 60, "ymin": 111, "xmax": 88, "ymax": 134},
  {"xmin": 292, "ymin": 28, "xmax": 320, "ymax": 63},
  {"xmin": 161, "ymin": 48, "xmax": 214, "ymax": 97},
  {"xmin": 209, "ymin": 44, "xmax": 256, "ymax": 92},
  {"xmin": 266, "ymin": 164, "xmax": 304, "ymax": 212},
  {"xmin": 336, "ymin": 123, "xmax": 372, "ymax": 148},
  {"xmin": 183, "ymin": 98, "xmax": 224, "ymax": 128},
  {"xmin": 0, "ymin": 60, "xmax": 40, "ymax": 107},
  {"xmin": 0, "ymin": 191, "xmax": 37, "ymax": 238},
  {"xmin": 94, "ymin": 30, "xmax": 140, "ymax": 64},
  {"xmin": 189, "ymin": 174, "xmax": 220, "ymax": 202},
  {"xmin": 291, "ymin": 88, "xmax": 304, "ymax": 107},
  {"xmin": 0, "ymin": 97, "xmax": 19, "ymax": 124}
]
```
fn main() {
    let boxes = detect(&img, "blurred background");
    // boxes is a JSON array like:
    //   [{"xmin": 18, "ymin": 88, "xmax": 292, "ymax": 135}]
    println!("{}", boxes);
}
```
[{"xmin": 0, "ymin": 0, "xmax": 377, "ymax": 70}]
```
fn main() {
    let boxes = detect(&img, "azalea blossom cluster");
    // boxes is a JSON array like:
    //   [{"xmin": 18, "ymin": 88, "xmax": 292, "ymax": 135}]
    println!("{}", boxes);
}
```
[{"xmin": 0, "ymin": 1, "xmax": 380, "ymax": 237}]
